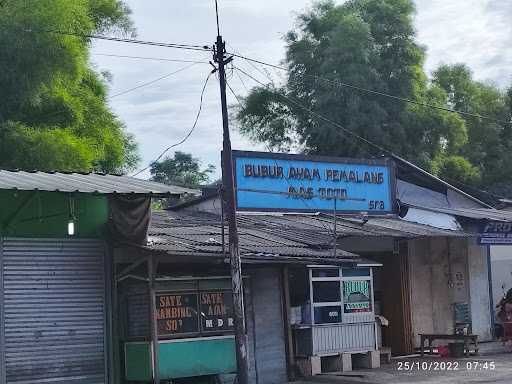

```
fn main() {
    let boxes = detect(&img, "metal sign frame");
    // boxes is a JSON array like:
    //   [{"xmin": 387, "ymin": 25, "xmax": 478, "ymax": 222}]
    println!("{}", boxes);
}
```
[
  {"xmin": 478, "ymin": 221, "xmax": 512, "ymax": 245},
  {"xmin": 233, "ymin": 150, "xmax": 397, "ymax": 214}
]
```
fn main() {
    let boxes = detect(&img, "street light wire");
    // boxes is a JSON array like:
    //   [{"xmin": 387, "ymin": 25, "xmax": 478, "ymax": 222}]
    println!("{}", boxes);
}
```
[
  {"xmin": 227, "ymin": 52, "xmax": 512, "ymax": 126},
  {"xmin": 131, "ymin": 70, "xmax": 215, "ymax": 177},
  {"xmin": 110, "ymin": 62, "xmax": 200, "ymax": 99}
]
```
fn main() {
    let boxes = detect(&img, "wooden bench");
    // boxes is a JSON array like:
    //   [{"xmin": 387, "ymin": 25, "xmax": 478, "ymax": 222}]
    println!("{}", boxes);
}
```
[{"xmin": 419, "ymin": 333, "xmax": 478, "ymax": 357}]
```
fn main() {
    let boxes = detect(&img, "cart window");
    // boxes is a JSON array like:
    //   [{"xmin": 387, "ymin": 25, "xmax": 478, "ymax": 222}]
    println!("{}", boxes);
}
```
[
  {"xmin": 312, "ymin": 268, "xmax": 339, "ymax": 278},
  {"xmin": 314, "ymin": 306, "xmax": 342, "ymax": 323},
  {"xmin": 312, "ymin": 281, "xmax": 341, "ymax": 303}
]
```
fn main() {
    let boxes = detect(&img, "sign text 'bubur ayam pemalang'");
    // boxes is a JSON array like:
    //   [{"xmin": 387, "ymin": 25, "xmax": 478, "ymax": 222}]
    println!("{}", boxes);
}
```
[{"xmin": 243, "ymin": 163, "xmax": 385, "ymax": 201}]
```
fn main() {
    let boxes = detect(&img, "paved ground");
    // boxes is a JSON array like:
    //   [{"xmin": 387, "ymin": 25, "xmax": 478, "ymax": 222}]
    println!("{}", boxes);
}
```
[{"xmin": 294, "ymin": 342, "xmax": 512, "ymax": 384}]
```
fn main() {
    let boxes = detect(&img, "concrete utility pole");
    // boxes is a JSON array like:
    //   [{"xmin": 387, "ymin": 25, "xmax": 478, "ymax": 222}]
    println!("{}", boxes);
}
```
[{"xmin": 213, "ymin": 15, "xmax": 250, "ymax": 384}]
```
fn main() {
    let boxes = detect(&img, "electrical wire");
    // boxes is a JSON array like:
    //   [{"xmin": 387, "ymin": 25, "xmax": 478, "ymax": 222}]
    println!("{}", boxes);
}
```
[
  {"xmin": 24, "ymin": 28, "xmax": 212, "ymax": 52},
  {"xmin": 234, "ymin": 66, "xmax": 511, "ymax": 202},
  {"xmin": 227, "ymin": 52, "xmax": 512, "ymax": 126},
  {"xmin": 225, "ymin": 79, "xmax": 337, "ymax": 236},
  {"xmin": 26, "ymin": 63, "xmax": 201, "ymax": 122},
  {"xmin": 226, "ymin": 43, "xmax": 274, "ymax": 87},
  {"xmin": 131, "ymin": 69, "xmax": 215, "ymax": 177},
  {"xmin": 110, "ymin": 62, "xmax": 200, "ymax": 99},
  {"xmin": 234, "ymin": 65, "xmax": 384, "ymax": 156},
  {"xmin": 93, "ymin": 53, "xmax": 209, "ymax": 64}
]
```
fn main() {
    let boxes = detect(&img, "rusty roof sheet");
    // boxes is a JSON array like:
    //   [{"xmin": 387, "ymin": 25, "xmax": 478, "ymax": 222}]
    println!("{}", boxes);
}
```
[{"xmin": 147, "ymin": 210, "xmax": 469, "ymax": 264}]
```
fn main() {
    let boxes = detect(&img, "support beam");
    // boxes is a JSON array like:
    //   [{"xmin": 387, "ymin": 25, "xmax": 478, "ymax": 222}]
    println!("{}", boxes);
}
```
[
  {"xmin": 2, "ymin": 191, "xmax": 37, "ymax": 231},
  {"xmin": 282, "ymin": 266, "xmax": 295, "ymax": 380},
  {"xmin": 116, "ymin": 257, "xmax": 148, "ymax": 282},
  {"xmin": 148, "ymin": 259, "xmax": 160, "ymax": 384}
]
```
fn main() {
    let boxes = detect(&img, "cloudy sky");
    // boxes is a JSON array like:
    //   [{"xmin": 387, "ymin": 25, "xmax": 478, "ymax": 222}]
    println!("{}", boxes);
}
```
[{"xmin": 91, "ymin": 0, "xmax": 512, "ymax": 180}]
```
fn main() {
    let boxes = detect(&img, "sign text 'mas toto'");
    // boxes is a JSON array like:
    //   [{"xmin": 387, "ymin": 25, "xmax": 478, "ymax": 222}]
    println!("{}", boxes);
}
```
[{"xmin": 233, "ymin": 151, "xmax": 396, "ymax": 213}]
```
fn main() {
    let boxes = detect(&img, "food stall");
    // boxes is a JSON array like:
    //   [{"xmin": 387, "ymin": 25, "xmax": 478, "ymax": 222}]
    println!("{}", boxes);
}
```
[
  {"xmin": 120, "ymin": 273, "xmax": 238, "ymax": 382},
  {"xmin": 289, "ymin": 264, "xmax": 379, "ymax": 373}
]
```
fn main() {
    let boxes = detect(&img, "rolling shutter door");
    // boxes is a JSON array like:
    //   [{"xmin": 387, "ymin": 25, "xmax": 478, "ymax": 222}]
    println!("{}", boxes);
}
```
[{"xmin": 1, "ymin": 238, "xmax": 107, "ymax": 384}]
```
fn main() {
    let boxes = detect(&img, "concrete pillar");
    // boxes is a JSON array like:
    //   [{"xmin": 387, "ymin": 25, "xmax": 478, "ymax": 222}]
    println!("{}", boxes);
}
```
[
  {"xmin": 295, "ymin": 356, "xmax": 321, "ymax": 377},
  {"xmin": 311, "ymin": 356, "xmax": 321, "ymax": 375},
  {"xmin": 340, "ymin": 353, "xmax": 353, "ymax": 372}
]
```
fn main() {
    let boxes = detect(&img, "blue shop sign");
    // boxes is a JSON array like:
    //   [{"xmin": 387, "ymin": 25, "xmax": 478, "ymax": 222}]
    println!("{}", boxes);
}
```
[
  {"xmin": 478, "ymin": 221, "xmax": 512, "ymax": 245},
  {"xmin": 233, "ymin": 151, "xmax": 396, "ymax": 214}
]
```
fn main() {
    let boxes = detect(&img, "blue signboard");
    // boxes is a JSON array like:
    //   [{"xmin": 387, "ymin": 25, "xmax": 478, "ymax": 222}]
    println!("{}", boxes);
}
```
[
  {"xmin": 233, "ymin": 151, "xmax": 396, "ymax": 214},
  {"xmin": 478, "ymin": 221, "xmax": 512, "ymax": 245}
]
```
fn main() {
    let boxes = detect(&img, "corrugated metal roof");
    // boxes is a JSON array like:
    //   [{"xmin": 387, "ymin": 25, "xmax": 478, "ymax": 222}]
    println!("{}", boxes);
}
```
[
  {"xmin": 149, "ymin": 211, "xmax": 358, "ymax": 263},
  {"xmin": 0, "ymin": 170, "xmax": 198, "ymax": 195},
  {"xmin": 404, "ymin": 204, "xmax": 512, "ymax": 222},
  {"xmin": 147, "ymin": 210, "xmax": 469, "ymax": 264}
]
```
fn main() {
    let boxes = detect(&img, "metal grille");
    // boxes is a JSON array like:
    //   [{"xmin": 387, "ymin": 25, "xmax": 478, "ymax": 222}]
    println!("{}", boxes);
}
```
[{"xmin": 1, "ymin": 238, "xmax": 106, "ymax": 384}]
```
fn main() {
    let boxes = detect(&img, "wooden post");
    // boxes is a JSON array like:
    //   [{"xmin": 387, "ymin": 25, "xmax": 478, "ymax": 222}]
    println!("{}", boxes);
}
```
[
  {"xmin": 215, "ymin": 33, "xmax": 249, "ymax": 384},
  {"xmin": 148, "ymin": 259, "xmax": 160, "ymax": 384},
  {"xmin": 282, "ymin": 266, "xmax": 296, "ymax": 380}
]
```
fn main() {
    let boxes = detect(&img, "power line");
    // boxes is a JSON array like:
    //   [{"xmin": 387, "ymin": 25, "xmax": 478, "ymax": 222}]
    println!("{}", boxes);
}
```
[
  {"xmin": 232, "ymin": 64, "xmax": 376, "ymax": 158},
  {"xmin": 227, "ymin": 52, "xmax": 512, "ymax": 126},
  {"xmin": 93, "ymin": 53, "xmax": 209, "ymax": 64},
  {"xmin": 131, "ymin": 69, "xmax": 215, "ymax": 177},
  {"xmin": 26, "ymin": 64, "xmax": 201, "ymax": 121},
  {"xmin": 24, "ymin": 28, "xmax": 212, "ymax": 52},
  {"xmin": 110, "ymin": 62, "xmax": 200, "ymax": 99},
  {"xmin": 226, "ymin": 43, "xmax": 275, "ymax": 86},
  {"xmin": 225, "ymin": 79, "xmax": 337, "ymax": 235},
  {"xmin": 234, "ymin": 66, "xmax": 511, "ymax": 202},
  {"xmin": 234, "ymin": 66, "xmax": 385, "ymax": 156}
]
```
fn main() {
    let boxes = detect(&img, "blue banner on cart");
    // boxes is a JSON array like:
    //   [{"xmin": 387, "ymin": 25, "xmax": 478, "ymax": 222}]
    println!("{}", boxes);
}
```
[
  {"xmin": 479, "ymin": 221, "xmax": 512, "ymax": 245},
  {"xmin": 233, "ymin": 151, "xmax": 395, "ymax": 214}
]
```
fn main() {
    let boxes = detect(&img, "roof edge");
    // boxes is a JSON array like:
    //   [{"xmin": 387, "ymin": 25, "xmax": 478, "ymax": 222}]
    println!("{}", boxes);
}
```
[{"xmin": 392, "ymin": 154, "xmax": 492, "ymax": 209}]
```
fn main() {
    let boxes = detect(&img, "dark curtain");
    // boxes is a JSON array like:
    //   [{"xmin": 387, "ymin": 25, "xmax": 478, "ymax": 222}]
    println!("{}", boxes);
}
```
[{"xmin": 108, "ymin": 195, "xmax": 151, "ymax": 245}]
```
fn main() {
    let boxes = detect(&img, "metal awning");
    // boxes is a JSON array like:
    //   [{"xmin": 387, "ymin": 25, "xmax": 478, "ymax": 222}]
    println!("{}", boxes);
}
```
[
  {"xmin": 0, "ymin": 170, "xmax": 198, "ymax": 196},
  {"xmin": 403, "ymin": 203, "xmax": 512, "ymax": 222}
]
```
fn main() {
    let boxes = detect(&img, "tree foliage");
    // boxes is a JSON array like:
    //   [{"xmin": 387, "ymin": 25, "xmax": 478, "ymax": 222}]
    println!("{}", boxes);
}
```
[
  {"xmin": 431, "ymin": 64, "xmax": 512, "ymax": 194},
  {"xmin": 236, "ymin": 0, "xmax": 512, "ymax": 198},
  {"xmin": 150, "ymin": 151, "xmax": 215, "ymax": 188},
  {"xmin": 0, "ymin": 0, "xmax": 139, "ymax": 173}
]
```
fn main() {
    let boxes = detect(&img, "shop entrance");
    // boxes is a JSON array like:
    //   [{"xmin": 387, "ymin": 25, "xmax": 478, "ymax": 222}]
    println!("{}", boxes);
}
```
[{"xmin": 370, "ymin": 242, "xmax": 413, "ymax": 355}]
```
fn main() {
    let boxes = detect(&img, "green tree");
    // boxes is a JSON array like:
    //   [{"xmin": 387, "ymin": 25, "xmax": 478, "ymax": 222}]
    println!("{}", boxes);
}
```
[
  {"xmin": 431, "ymin": 64, "xmax": 512, "ymax": 195},
  {"xmin": 237, "ymin": 0, "xmax": 466, "ymax": 170},
  {"xmin": 150, "ymin": 151, "xmax": 215, "ymax": 188},
  {"xmin": 0, "ymin": 0, "xmax": 139, "ymax": 173}
]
